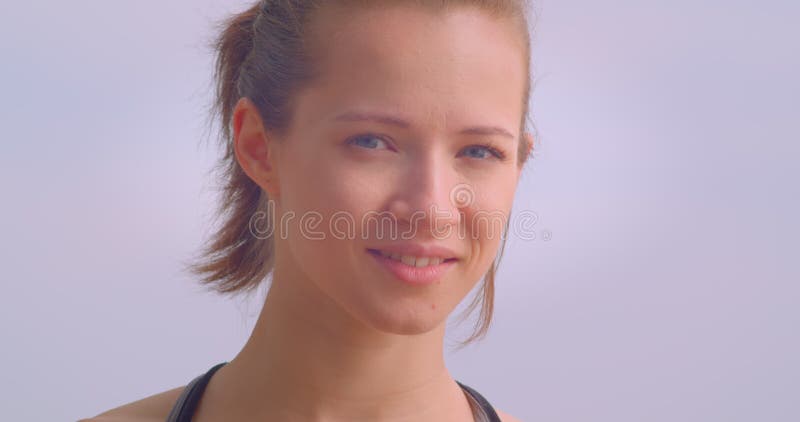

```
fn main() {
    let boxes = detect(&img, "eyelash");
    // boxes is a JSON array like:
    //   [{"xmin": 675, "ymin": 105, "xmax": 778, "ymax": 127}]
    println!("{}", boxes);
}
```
[
  {"xmin": 464, "ymin": 141, "xmax": 508, "ymax": 162},
  {"xmin": 346, "ymin": 133, "xmax": 509, "ymax": 162}
]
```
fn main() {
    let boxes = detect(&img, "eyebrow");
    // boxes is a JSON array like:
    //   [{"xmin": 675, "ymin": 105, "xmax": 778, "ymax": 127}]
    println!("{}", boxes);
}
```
[{"xmin": 333, "ymin": 110, "xmax": 516, "ymax": 140}]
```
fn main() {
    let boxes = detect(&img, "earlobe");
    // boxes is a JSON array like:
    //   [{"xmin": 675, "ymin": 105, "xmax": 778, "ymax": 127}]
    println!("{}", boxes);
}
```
[{"xmin": 232, "ymin": 97, "xmax": 281, "ymax": 197}]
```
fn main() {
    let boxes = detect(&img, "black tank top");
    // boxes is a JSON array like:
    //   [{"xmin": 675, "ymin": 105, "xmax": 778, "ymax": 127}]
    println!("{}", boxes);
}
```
[{"xmin": 165, "ymin": 362, "xmax": 502, "ymax": 421}]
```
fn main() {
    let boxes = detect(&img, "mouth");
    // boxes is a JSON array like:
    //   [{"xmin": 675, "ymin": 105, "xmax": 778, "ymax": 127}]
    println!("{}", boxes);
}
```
[
  {"xmin": 366, "ymin": 248, "xmax": 458, "ymax": 268},
  {"xmin": 366, "ymin": 248, "xmax": 458, "ymax": 285}
]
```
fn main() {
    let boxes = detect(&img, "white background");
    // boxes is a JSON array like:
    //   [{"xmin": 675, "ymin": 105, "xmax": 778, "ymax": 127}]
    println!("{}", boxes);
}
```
[{"xmin": 1, "ymin": 0, "xmax": 798, "ymax": 421}]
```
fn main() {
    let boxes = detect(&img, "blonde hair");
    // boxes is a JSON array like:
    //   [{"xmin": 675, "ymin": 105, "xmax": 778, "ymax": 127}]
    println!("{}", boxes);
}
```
[{"xmin": 185, "ymin": 0, "xmax": 535, "ymax": 347}]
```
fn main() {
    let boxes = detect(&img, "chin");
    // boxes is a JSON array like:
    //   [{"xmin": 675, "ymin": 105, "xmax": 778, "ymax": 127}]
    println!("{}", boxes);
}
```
[{"xmin": 356, "ymin": 300, "xmax": 448, "ymax": 336}]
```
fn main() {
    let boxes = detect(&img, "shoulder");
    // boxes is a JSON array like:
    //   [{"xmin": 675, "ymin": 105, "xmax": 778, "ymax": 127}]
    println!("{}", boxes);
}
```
[
  {"xmin": 77, "ymin": 385, "xmax": 185, "ymax": 422},
  {"xmin": 496, "ymin": 407, "xmax": 524, "ymax": 422}
]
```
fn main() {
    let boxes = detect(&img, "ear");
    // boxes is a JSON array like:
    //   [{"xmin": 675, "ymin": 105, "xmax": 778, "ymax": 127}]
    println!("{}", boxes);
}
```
[
  {"xmin": 232, "ymin": 97, "xmax": 281, "ymax": 198},
  {"xmin": 517, "ymin": 131, "xmax": 535, "ymax": 175},
  {"xmin": 523, "ymin": 131, "xmax": 535, "ymax": 158}
]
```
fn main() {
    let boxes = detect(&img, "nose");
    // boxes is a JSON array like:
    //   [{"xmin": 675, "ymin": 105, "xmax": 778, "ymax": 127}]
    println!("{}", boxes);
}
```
[{"xmin": 386, "ymin": 153, "xmax": 464, "ymax": 240}]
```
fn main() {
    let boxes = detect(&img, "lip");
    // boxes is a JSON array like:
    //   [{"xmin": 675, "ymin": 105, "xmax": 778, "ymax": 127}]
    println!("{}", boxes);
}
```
[
  {"xmin": 367, "ymin": 249, "xmax": 457, "ymax": 285},
  {"xmin": 366, "ymin": 243, "xmax": 459, "ymax": 261}
]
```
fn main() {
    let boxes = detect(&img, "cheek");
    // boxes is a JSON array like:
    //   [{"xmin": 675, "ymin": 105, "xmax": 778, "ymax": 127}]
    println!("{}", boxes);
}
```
[
  {"xmin": 466, "ymin": 177, "xmax": 516, "ymax": 232},
  {"xmin": 282, "ymin": 145, "xmax": 386, "ymax": 215},
  {"xmin": 278, "ymin": 156, "xmax": 383, "ymax": 267},
  {"xmin": 461, "ymin": 178, "xmax": 516, "ymax": 267}
]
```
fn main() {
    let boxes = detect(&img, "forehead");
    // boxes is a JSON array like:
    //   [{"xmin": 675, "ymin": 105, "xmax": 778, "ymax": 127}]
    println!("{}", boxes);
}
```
[{"xmin": 294, "ymin": 4, "xmax": 526, "ymax": 134}]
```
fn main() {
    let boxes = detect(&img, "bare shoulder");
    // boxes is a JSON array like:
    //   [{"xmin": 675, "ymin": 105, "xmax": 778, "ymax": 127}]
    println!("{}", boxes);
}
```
[
  {"xmin": 496, "ymin": 408, "xmax": 524, "ymax": 422},
  {"xmin": 77, "ymin": 385, "xmax": 186, "ymax": 422}
]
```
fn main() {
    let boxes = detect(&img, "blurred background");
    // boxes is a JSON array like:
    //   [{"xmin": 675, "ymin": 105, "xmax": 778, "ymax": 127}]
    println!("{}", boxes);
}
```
[{"xmin": 1, "ymin": 0, "xmax": 797, "ymax": 421}]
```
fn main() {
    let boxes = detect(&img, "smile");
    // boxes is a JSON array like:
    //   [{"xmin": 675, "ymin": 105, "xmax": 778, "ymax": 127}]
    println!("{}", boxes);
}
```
[
  {"xmin": 366, "ymin": 248, "xmax": 457, "ymax": 285},
  {"xmin": 367, "ymin": 249, "xmax": 458, "ymax": 268}
]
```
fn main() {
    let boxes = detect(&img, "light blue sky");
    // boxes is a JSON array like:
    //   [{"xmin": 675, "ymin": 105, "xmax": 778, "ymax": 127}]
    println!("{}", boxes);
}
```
[{"xmin": 1, "ymin": 1, "xmax": 797, "ymax": 421}]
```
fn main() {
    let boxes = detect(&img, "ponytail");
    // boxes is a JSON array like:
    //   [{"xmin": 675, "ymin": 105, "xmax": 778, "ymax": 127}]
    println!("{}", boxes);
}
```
[{"xmin": 184, "ymin": 3, "xmax": 270, "ymax": 295}]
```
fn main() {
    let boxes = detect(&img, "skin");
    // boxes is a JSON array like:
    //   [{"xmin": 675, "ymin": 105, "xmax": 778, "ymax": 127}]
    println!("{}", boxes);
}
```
[{"xmin": 84, "ymin": 4, "xmax": 532, "ymax": 422}]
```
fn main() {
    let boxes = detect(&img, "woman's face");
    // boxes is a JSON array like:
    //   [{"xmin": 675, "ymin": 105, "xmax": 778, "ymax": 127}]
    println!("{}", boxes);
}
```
[{"xmin": 270, "ymin": 5, "xmax": 528, "ymax": 335}]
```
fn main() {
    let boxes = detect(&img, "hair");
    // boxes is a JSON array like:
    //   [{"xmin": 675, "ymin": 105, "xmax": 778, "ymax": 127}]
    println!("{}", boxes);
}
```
[{"xmin": 185, "ymin": 0, "xmax": 536, "ymax": 347}]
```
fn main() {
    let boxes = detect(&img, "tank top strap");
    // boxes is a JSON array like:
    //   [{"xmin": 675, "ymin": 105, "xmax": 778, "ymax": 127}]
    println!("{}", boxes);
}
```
[
  {"xmin": 457, "ymin": 380, "xmax": 503, "ymax": 422},
  {"xmin": 165, "ymin": 362, "xmax": 227, "ymax": 422}
]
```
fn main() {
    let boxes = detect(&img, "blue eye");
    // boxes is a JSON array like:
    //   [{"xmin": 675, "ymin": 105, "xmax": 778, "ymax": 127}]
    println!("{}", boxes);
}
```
[
  {"xmin": 460, "ymin": 144, "xmax": 507, "ymax": 161},
  {"xmin": 348, "ymin": 134, "xmax": 390, "ymax": 150}
]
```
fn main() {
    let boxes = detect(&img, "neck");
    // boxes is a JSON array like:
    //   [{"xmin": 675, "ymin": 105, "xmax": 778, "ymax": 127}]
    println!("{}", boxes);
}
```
[{"xmin": 195, "ymin": 260, "xmax": 474, "ymax": 421}]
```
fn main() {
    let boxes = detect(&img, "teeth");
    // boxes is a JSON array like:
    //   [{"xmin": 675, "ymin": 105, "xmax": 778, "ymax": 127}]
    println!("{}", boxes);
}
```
[{"xmin": 377, "ymin": 250, "xmax": 447, "ymax": 268}]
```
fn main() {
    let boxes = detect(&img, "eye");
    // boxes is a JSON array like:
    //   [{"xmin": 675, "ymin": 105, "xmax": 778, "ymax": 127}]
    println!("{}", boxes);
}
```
[
  {"xmin": 459, "ymin": 143, "xmax": 508, "ymax": 161},
  {"xmin": 347, "ymin": 134, "xmax": 392, "ymax": 151}
]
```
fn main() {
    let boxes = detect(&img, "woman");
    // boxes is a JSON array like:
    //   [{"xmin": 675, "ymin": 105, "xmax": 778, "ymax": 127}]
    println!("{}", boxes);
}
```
[{"xmin": 84, "ymin": 0, "xmax": 534, "ymax": 420}]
